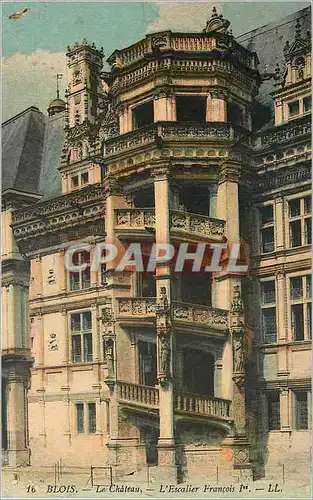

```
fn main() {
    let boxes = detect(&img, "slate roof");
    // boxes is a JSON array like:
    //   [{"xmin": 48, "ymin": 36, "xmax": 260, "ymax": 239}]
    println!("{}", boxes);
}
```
[
  {"xmin": 237, "ymin": 6, "xmax": 311, "ymax": 110},
  {"xmin": 2, "ymin": 106, "xmax": 64, "ymax": 200}
]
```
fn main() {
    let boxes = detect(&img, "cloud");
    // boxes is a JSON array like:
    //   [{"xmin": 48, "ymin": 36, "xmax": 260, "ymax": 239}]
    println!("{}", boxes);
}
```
[
  {"xmin": 147, "ymin": 1, "xmax": 221, "ymax": 33},
  {"xmin": 2, "ymin": 50, "xmax": 67, "ymax": 122}
]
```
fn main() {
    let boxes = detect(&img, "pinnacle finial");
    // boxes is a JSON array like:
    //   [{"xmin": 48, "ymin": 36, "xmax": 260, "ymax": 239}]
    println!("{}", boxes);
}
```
[
  {"xmin": 295, "ymin": 18, "xmax": 301, "ymax": 38},
  {"xmin": 212, "ymin": 6, "xmax": 218, "ymax": 17}
]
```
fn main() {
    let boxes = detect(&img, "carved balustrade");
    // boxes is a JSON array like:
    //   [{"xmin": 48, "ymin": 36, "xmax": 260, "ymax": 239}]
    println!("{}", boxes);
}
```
[
  {"xmin": 174, "ymin": 391, "xmax": 231, "ymax": 420},
  {"xmin": 170, "ymin": 210, "xmax": 225, "ymax": 238},
  {"xmin": 105, "ymin": 122, "xmax": 234, "ymax": 156},
  {"xmin": 172, "ymin": 301, "xmax": 228, "ymax": 330},
  {"xmin": 117, "ymin": 382, "xmax": 159, "ymax": 407},
  {"xmin": 115, "ymin": 209, "xmax": 156, "ymax": 229},
  {"xmin": 116, "ymin": 381, "xmax": 232, "ymax": 421},
  {"xmin": 117, "ymin": 297, "xmax": 157, "ymax": 317}
]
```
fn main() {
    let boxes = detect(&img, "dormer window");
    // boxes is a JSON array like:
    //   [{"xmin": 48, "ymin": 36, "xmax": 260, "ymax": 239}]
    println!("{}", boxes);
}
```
[
  {"xmin": 71, "ymin": 172, "xmax": 90, "ymax": 190},
  {"xmin": 288, "ymin": 100, "xmax": 299, "ymax": 118}
]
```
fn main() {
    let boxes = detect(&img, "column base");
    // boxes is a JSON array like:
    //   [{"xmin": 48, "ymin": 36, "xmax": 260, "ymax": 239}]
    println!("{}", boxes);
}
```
[
  {"xmin": 154, "ymin": 442, "xmax": 178, "ymax": 483},
  {"xmin": 7, "ymin": 448, "xmax": 30, "ymax": 467},
  {"xmin": 222, "ymin": 435, "xmax": 254, "ymax": 482}
]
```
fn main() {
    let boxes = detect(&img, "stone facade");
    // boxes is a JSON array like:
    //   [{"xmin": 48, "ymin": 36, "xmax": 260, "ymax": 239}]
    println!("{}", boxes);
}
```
[{"xmin": 1, "ymin": 6, "xmax": 311, "ymax": 483}]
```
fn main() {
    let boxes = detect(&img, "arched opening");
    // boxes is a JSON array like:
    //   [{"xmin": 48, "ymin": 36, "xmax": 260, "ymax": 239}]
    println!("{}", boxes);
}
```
[{"xmin": 183, "ymin": 349, "xmax": 215, "ymax": 396}]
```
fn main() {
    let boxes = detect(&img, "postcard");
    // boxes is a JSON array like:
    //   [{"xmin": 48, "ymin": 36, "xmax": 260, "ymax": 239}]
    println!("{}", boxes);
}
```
[{"xmin": 1, "ymin": 1, "xmax": 312, "ymax": 499}]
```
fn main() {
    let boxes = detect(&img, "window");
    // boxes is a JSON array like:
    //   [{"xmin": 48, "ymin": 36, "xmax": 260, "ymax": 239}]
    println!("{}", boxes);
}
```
[
  {"xmin": 71, "ymin": 172, "xmax": 90, "ymax": 190},
  {"xmin": 71, "ymin": 311, "xmax": 92, "ymax": 363},
  {"xmin": 261, "ymin": 227, "xmax": 275, "ymax": 253},
  {"xmin": 69, "ymin": 251, "xmax": 91, "ymax": 291},
  {"xmin": 71, "ymin": 175, "xmax": 79, "ymax": 188},
  {"xmin": 261, "ymin": 280, "xmax": 276, "ymax": 344},
  {"xmin": 268, "ymin": 392, "xmax": 280, "ymax": 430},
  {"xmin": 262, "ymin": 308, "xmax": 277, "ymax": 344},
  {"xmin": 288, "ymin": 100, "xmax": 299, "ymax": 117},
  {"xmin": 260, "ymin": 205, "xmax": 274, "ymax": 253},
  {"xmin": 261, "ymin": 205, "xmax": 273, "ymax": 225},
  {"xmin": 81, "ymin": 172, "xmax": 89, "ymax": 184},
  {"xmin": 88, "ymin": 403, "xmax": 96, "ymax": 433},
  {"xmin": 290, "ymin": 274, "xmax": 312, "ymax": 341},
  {"xmin": 101, "ymin": 264, "xmax": 107, "ymax": 286},
  {"xmin": 176, "ymin": 96, "xmax": 206, "ymax": 123},
  {"xmin": 76, "ymin": 402, "xmax": 97, "ymax": 433},
  {"xmin": 303, "ymin": 96, "xmax": 311, "ymax": 113},
  {"xmin": 227, "ymin": 102, "xmax": 243, "ymax": 126},
  {"xmin": 288, "ymin": 196, "xmax": 312, "ymax": 247},
  {"xmin": 294, "ymin": 391, "xmax": 309, "ymax": 430},
  {"xmin": 132, "ymin": 101, "xmax": 154, "ymax": 129},
  {"xmin": 76, "ymin": 403, "xmax": 84, "ymax": 433},
  {"xmin": 262, "ymin": 280, "xmax": 276, "ymax": 304}
]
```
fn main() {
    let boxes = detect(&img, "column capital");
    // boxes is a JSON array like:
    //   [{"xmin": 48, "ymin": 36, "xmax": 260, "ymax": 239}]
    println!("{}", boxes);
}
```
[
  {"xmin": 219, "ymin": 160, "xmax": 241, "ymax": 183},
  {"xmin": 154, "ymin": 87, "xmax": 173, "ymax": 100},
  {"xmin": 103, "ymin": 175, "xmax": 123, "ymax": 197},
  {"xmin": 151, "ymin": 165, "xmax": 171, "ymax": 181},
  {"xmin": 209, "ymin": 88, "xmax": 228, "ymax": 100}
]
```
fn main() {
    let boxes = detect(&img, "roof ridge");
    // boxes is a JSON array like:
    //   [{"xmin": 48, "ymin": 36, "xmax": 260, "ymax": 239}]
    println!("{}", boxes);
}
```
[{"xmin": 2, "ymin": 106, "xmax": 43, "ymax": 128}]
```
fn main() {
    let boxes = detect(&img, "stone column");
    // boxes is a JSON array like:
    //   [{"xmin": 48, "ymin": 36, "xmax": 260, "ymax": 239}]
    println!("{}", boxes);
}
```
[
  {"xmin": 206, "ymin": 90, "xmax": 227, "ymax": 122},
  {"xmin": 152, "ymin": 165, "xmax": 177, "ymax": 481},
  {"xmin": 92, "ymin": 302, "xmax": 100, "ymax": 362},
  {"xmin": 208, "ymin": 184, "xmax": 218, "ymax": 218},
  {"xmin": 280, "ymin": 387, "xmax": 291, "ymax": 432},
  {"xmin": 153, "ymin": 88, "xmax": 175, "ymax": 121},
  {"xmin": 274, "ymin": 196, "xmax": 285, "ymax": 250},
  {"xmin": 4, "ymin": 357, "xmax": 31, "ymax": 466},
  {"xmin": 229, "ymin": 286, "xmax": 253, "ymax": 481}
]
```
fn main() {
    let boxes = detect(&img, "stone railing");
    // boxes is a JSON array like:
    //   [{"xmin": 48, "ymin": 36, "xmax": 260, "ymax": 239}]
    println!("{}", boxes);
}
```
[
  {"xmin": 116, "ymin": 297, "xmax": 156, "ymax": 316},
  {"xmin": 117, "ymin": 381, "xmax": 159, "ymax": 407},
  {"xmin": 170, "ymin": 211, "xmax": 225, "ymax": 238},
  {"xmin": 116, "ymin": 382, "xmax": 232, "ymax": 421},
  {"xmin": 11, "ymin": 184, "xmax": 106, "ymax": 226},
  {"xmin": 115, "ymin": 209, "xmax": 156, "ymax": 229},
  {"xmin": 256, "ymin": 166, "xmax": 311, "ymax": 192},
  {"xmin": 258, "ymin": 115, "xmax": 311, "ymax": 148},
  {"xmin": 172, "ymin": 301, "xmax": 228, "ymax": 329},
  {"xmin": 174, "ymin": 391, "xmax": 231, "ymax": 420},
  {"xmin": 105, "ymin": 122, "xmax": 234, "ymax": 156},
  {"xmin": 110, "ymin": 32, "xmax": 254, "ymax": 70}
]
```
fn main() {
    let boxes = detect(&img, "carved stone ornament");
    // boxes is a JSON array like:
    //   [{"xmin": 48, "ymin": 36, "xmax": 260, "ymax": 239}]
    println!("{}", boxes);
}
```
[
  {"xmin": 231, "ymin": 285, "xmax": 243, "ymax": 312},
  {"xmin": 232, "ymin": 332, "xmax": 245, "ymax": 374},
  {"xmin": 203, "ymin": 6, "xmax": 231, "ymax": 34},
  {"xmin": 104, "ymin": 337, "xmax": 115, "ymax": 378},
  {"xmin": 158, "ymin": 330, "xmax": 171, "ymax": 385},
  {"xmin": 48, "ymin": 333, "xmax": 58, "ymax": 351},
  {"xmin": 47, "ymin": 269, "xmax": 56, "ymax": 285}
]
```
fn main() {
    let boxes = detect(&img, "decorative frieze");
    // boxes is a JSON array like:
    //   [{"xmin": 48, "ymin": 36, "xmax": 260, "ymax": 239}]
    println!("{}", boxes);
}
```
[
  {"xmin": 170, "ymin": 211, "xmax": 225, "ymax": 238},
  {"xmin": 105, "ymin": 122, "xmax": 234, "ymax": 156},
  {"xmin": 172, "ymin": 302, "xmax": 228, "ymax": 329},
  {"xmin": 117, "ymin": 297, "xmax": 156, "ymax": 316}
]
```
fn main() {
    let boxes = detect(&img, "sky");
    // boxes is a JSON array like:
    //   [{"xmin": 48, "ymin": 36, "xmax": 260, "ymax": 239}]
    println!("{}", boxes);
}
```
[{"xmin": 2, "ymin": 0, "xmax": 310, "ymax": 121}]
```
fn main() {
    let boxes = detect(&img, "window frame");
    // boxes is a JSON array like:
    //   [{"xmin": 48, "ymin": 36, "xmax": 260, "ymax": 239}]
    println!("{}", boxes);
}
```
[
  {"xmin": 70, "ymin": 310, "xmax": 93, "ymax": 363},
  {"xmin": 293, "ymin": 390, "xmax": 311, "ymax": 431},
  {"xmin": 69, "ymin": 251, "xmax": 91, "ymax": 291},
  {"xmin": 75, "ymin": 402, "xmax": 97, "ymax": 434},
  {"xmin": 259, "ymin": 203, "xmax": 275, "ymax": 254},
  {"xmin": 288, "ymin": 273, "xmax": 312, "ymax": 342},
  {"xmin": 267, "ymin": 391, "xmax": 281, "ymax": 431},
  {"xmin": 286, "ymin": 194, "xmax": 312, "ymax": 248},
  {"xmin": 260, "ymin": 278, "xmax": 277, "ymax": 345}
]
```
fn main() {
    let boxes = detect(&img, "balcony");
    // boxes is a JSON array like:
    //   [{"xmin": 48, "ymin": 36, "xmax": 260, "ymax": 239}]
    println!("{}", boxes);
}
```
[
  {"xmin": 116, "ymin": 381, "xmax": 232, "ymax": 426},
  {"xmin": 116, "ymin": 297, "xmax": 229, "ymax": 335},
  {"xmin": 116, "ymin": 297, "xmax": 156, "ymax": 326},
  {"xmin": 105, "ymin": 121, "xmax": 235, "ymax": 158},
  {"xmin": 172, "ymin": 301, "xmax": 228, "ymax": 336},
  {"xmin": 115, "ymin": 208, "xmax": 225, "ymax": 242}
]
